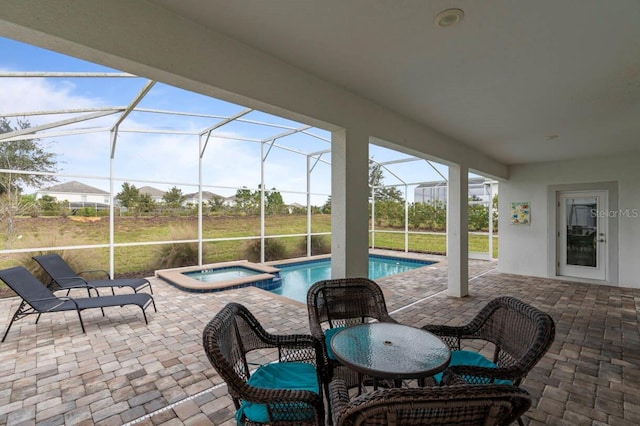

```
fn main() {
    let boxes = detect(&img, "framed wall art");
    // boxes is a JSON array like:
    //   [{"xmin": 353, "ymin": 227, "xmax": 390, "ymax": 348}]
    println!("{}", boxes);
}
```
[{"xmin": 510, "ymin": 201, "xmax": 530, "ymax": 225}]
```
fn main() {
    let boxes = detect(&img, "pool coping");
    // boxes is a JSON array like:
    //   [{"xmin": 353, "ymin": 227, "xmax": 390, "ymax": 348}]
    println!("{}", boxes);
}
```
[
  {"xmin": 156, "ymin": 251, "xmax": 439, "ymax": 294},
  {"xmin": 265, "ymin": 253, "xmax": 331, "ymax": 267},
  {"xmin": 266, "ymin": 252, "xmax": 437, "ymax": 269},
  {"xmin": 155, "ymin": 260, "xmax": 281, "ymax": 292}
]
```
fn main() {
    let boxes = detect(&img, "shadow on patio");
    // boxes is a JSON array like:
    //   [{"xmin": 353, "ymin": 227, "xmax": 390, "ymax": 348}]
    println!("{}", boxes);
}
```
[{"xmin": 0, "ymin": 253, "xmax": 639, "ymax": 425}]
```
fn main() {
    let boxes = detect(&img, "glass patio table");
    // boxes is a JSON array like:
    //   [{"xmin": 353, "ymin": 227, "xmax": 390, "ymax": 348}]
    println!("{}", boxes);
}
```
[{"xmin": 330, "ymin": 322, "xmax": 451, "ymax": 387}]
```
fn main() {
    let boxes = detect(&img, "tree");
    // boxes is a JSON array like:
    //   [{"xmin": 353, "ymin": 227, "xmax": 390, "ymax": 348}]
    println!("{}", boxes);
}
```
[
  {"xmin": 116, "ymin": 182, "xmax": 140, "ymax": 212},
  {"xmin": 1, "ymin": 117, "xmax": 57, "ymax": 246},
  {"xmin": 468, "ymin": 201, "xmax": 489, "ymax": 231},
  {"xmin": 0, "ymin": 194, "xmax": 38, "ymax": 248},
  {"xmin": 322, "ymin": 196, "xmax": 331, "ymax": 213},
  {"xmin": 234, "ymin": 185, "xmax": 285, "ymax": 215},
  {"xmin": 234, "ymin": 187, "xmax": 256, "ymax": 214},
  {"xmin": 0, "ymin": 117, "xmax": 58, "ymax": 196},
  {"xmin": 208, "ymin": 195, "xmax": 225, "ymax": 212},
  {"xmin": 492, "ymin": 194, "xmax": 499, "ymax": 232},
  {"xmin": 138, "ymin": 193, "xmax": 156, "ymax": 213},
  {"xmin": 38, "ymin": 194, "xmax": 69, "ymax": 216},
  {"xmin": 369, "ymin": 161, "xmax": 404, "ymax": 203},
  {"xmin": 163, "ymin": 186, "xmax": 185, "ymax": 208},
  {"xmin": 265, "ymin": 187, "xmax": 285, "ymax": 214}
]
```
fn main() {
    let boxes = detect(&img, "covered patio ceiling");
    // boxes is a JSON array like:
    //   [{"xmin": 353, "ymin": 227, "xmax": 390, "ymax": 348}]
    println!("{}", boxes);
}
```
[
  {"xmin": 150, "ymin": 0, "xmax": 640, "ymax": 165},
  {"xmin": 84, "ymin": 1, "xmax": 640, "ymax": 165},
  {"xmin": 1, "ymin": 1, "xmax": 638, "ymax": 171}
]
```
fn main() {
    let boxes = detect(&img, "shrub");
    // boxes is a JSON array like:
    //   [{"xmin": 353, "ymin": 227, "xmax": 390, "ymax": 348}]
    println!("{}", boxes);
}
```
[
  {"xmin": 152, "ymin": 227, "xmax": 207, "ymax": 269},
  {"xmin": 299, "ymin": 235, "xmax": 331, "ymax": 256},
  {"xmin": 78, "ymin": 207, "xmax": 97, "ymax": 217},
  {"xmin": 154, "ymin": 242, "xmax": 200, "ymax": 269},
  {"xmin": 21, "ymin": 249, "xmax": 91, "ymax": 284},
  {"xmin": 243, "ymin": 238, "xmax": 288, "ymax": 262}
]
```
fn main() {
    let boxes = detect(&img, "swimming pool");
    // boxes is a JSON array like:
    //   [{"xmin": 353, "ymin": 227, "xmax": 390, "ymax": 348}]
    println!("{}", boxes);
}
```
[{"xmin": 271, "ymin": 255, "xmax": 434, "ymax": 303}]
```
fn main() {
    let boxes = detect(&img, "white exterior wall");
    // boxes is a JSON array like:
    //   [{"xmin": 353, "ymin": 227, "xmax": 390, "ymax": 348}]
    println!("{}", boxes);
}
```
[
  {"xmin": 36, "ymin": 191, "xmax": 110, "ymax": 205},
  {"xmin": 499, "ymin": 153, "xmax": 640, "ymax": 288}
]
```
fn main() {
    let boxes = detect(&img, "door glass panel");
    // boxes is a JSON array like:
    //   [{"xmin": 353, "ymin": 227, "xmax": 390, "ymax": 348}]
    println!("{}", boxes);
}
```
[{"xmin": 565, "ymin": 197, "xmax": 597, "ymax": 267}]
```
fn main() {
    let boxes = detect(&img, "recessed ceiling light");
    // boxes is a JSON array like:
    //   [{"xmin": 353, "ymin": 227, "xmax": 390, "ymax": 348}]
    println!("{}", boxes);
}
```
[
  {"xmin": 544, "ymin": 134, "xmax": 559, "ymax": 141},
  {"xmin": 434, "ymin": 8, "xmax": 464, "ymax": 28}
]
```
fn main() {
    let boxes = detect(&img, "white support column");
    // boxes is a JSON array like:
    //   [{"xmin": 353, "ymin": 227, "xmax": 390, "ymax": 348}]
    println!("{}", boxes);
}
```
[
  {"xmin": 404, "ymin": 184, "xmax": 409, "ymax": 252},
  {"xmin": 197, "ymin": 133, "xmax": 204, "ymax": 266},
  {"xmin": 488, "ymin": 181, "xmax": 494, "ymax": 260},
  {"xmin": 306, "ymin": 154, "xmax": 312, "ymax": 257},
  {"xmin": 331, "ymin": 128, "xmax": 369, "ymax": 278},
  {"xmin": 447, "ymin": 164, "xmax": 469, "ymax": 297},
  {"xmin": 260, "ymin": 142, "xmax": 266, "ymax": 263},
  {"xmin": 109, "ymin": 129, "xmax": 117, "ymax": 278}
]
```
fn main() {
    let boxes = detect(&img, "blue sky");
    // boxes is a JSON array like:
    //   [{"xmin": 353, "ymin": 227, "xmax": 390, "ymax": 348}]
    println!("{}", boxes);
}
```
[{"xmin": 0, "ymin": 36, "xmax": 451, "ymax": 205}]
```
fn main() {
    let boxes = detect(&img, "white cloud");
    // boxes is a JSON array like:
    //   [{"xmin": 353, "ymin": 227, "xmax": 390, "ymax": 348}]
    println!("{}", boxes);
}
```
[
  {"xmin": 0, "ymin": 72, "xmax": 448, "ymax": 205},
  {"xmin": 0, "ymin": 76, "xmax": 102, "ymax": 115}
]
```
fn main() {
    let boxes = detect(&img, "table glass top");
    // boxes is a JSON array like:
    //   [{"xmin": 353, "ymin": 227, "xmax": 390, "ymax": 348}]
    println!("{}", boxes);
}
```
[{"xmin": 330, "ymin": 322, "xmax": 450, "ymax": 379}]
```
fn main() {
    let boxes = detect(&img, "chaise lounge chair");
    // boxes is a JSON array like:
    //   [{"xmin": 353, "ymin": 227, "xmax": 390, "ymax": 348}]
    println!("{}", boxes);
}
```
[
  {"xmin": 0, "ymin": 266, "xmax": 156, "ymax": 342},
  {"xmin": 33, "ymin": 253, "xmax": 152, "ymax": 296}
]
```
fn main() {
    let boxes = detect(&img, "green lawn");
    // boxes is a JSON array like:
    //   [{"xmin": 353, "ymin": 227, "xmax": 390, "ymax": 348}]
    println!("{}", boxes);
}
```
[
  {"xmin": 0, "ymin": 215, "xmax": 498, "ymax": 276},
  {"xmin": 370, "ymin": 231, "xmax": 498, "ymax": 258}
]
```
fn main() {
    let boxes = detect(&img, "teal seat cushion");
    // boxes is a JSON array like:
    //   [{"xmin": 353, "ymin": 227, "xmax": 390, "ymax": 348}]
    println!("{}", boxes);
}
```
[
  {"xmin": 235, "ymin": 362, "xmax": 320, "ymax": 424},
  {"xmin": 434, "ymin": 350, "xmax": 513, "ymax": 385},
  {"xmin": 325, "ymin": 326, "xmax": 345, "ymax": 360}
]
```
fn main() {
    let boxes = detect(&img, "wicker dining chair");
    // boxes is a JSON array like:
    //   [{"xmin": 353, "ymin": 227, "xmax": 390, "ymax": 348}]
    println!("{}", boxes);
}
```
[
  {"xmin": 422, "ymin": 296, "xmax": 555, "ymax": 425},
  {"xmin": 202, "ymin": 303, "xmax": 325, "ymax": 426},
  {"xmin": 422, "ymin": 296, "xmax": 555, "ymax": 387},
  {"xmin": 307, "ymin": 278, "xmax": 397, "ymax": 392},
  {"xmin": 329, "ymin": 379, "xmax": 532, "ymax": 426}
]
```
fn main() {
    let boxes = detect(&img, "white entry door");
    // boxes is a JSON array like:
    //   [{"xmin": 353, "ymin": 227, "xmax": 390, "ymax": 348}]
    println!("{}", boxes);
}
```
[{"xmin": 557, "ymin": 190, "xmax": 607, "ymax": 280}]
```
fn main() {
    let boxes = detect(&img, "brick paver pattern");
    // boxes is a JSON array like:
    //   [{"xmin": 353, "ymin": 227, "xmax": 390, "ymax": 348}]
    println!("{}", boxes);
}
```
[{"xmin": 0, "ymin": 250, "xmax": 639, "ymax": 425}]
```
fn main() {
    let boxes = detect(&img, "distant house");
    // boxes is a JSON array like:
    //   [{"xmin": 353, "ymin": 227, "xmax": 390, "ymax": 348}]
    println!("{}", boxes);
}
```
[
  {"xmin": 138, "ymin": 186, "xmax": 165, "ymax": 203},
  {"xmin": 414, "ymin": 177, "xmax": 498, "ymax": 204},
  {"xmin": 286, "ymin": 202, "xmax": 306, "ymax": 214},
  {"xmin": 36, "ymin": 180, "xmax": 110, "ymax": 209},
  {"xmin": 182, "ymin": 191, "xmax": 226, "ymax": 206},
  {"xmin": 222, "ymin": 195, "xmax": 236, "ymax": 207}
]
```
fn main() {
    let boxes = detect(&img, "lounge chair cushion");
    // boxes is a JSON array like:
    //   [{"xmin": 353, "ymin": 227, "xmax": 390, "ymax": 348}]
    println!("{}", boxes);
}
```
[
  {"xmin": 434, "ymin": 350, "xmax": 513, "ymax": 385},
  {"xmin": 237, "ymin": 362, "xmax": 320, "ymax": 423},
  {"xmin": 324, "ymin": 326, "xmax": 345, "ymax": 360}
]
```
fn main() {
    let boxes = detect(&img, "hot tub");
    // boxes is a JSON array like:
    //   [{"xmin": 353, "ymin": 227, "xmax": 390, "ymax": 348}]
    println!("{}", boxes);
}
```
[{"xmin": 156, "ymin": 261, "xmax": 282, "ymax": 293}]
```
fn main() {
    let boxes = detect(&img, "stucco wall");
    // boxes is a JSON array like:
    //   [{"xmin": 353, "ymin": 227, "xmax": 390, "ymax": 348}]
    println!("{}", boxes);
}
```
[{"xmin": 498, "ymin": 153, "xmax": 640, "ymax": 288}]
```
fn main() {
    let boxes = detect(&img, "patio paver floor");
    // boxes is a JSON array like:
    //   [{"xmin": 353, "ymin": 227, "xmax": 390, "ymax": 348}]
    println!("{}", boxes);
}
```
[{"xmin": 0, "ymin": 251, "xmax": 639, "ymax": 425}]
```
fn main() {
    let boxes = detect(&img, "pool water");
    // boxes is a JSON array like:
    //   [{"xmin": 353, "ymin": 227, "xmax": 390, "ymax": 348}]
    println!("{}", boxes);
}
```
[
  {"xmin": 271, "ymin": 255, "xmax": 433, "ymax": 303},
  {"xmin": 185, "ymin": 266, "xmax": 260, "ymax": 283}
]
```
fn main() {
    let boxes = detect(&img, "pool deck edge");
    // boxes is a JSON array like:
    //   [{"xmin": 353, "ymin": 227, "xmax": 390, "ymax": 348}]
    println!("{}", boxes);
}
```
[{"xmin": 155, "ymin": 260, "xmax": 280, "ymax": 292}]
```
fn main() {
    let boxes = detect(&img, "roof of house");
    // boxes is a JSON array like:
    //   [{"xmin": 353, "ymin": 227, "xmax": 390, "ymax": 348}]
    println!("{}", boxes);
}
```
[
  {"xmin": 39, "ymin": 180, "xmax": 109, "ymax": 195},
  {"xmin": 183, "ymin": 191, "xmax": 225, "ymax": 200},
  {"xmin": 138, "ymin": 186, "xmax": 165, "ymax": 197}
]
